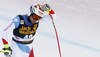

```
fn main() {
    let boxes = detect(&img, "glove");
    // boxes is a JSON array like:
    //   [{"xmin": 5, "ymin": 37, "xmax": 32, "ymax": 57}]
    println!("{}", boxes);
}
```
[
  {"xmin": 41, "ymin": 4, "xmax": 55, "ymax": 14},
  {"xmin": 41, "ymin": 4, "xmax": 51, "ymax": 12},
  {"xmin": 3, "ymin": 44, "xmax": 12, "ymax": 57}
]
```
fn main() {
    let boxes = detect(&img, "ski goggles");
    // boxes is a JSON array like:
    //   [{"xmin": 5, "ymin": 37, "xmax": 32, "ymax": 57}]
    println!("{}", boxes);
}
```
[{"xmin": 32, "ymin": 13, "xmax": 42, "ymax": 20}]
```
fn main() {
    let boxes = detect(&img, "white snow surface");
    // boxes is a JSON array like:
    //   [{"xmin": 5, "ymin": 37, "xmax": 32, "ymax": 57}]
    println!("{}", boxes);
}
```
[{"xmin": 0, "ymin": 0, "xmax": 100, "ymax": 57}]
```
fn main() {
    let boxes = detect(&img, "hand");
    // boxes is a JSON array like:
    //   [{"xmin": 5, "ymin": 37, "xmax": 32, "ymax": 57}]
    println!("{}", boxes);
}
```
[
  {"xmin": 41, "ymin": 4, "xmax": 55, "ymax": 14},
  {"xmin": 4, "ymin": 51, "xmax": 11, "ymax": 57},
  {"xmin": 3, "ymin": 44, "xmax": 12, "ymax": 57},
  {"xmin": 41, "ymin": 4, "xmax": 51, "ymax": 12}
]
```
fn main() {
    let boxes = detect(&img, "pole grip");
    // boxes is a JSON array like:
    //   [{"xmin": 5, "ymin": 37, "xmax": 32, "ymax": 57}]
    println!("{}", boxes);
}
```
[{"xmin": 0, "ymin": 51, "xmax": 4, "ymax": 53}]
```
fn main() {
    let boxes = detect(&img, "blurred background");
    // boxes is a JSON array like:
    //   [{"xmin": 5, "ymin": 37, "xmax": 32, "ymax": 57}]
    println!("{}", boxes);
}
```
[{"xmin": 0, "ymin": 0, "xmax": 100, "ymax": 57}]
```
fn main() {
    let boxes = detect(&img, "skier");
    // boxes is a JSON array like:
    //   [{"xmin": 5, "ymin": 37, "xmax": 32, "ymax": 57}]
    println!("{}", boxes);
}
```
[{"xmin": 1, "ymin": 4, "xmax": 57, "ymax": 57}]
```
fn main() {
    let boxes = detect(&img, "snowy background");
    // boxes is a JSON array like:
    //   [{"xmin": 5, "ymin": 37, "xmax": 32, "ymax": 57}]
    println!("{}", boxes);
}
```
[{"xmin": 0, "ymin": 0, "xmax": 100, "ymax": 57}]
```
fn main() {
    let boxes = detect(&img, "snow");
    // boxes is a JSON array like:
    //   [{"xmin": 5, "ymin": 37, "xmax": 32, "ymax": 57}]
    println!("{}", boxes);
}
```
[{"xmin": 0, "ymin": 0, "xmax": 100, "ymax": 57}]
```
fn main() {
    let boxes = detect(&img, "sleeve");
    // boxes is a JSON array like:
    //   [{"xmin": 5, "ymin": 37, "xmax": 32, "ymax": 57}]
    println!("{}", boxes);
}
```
[
  {"xmin": 39, "ymin": 9, "xmax": 57, "ymax": 23},
  {"xmin": 1, "ymin": 16, "xmax": 20, "ymax": 45}
]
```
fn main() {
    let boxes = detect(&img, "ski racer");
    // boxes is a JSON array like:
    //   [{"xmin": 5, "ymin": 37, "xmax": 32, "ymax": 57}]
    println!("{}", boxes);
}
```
[{"xmin": 1, "ymin": 4, "xmax": 57, "ymax": 57}]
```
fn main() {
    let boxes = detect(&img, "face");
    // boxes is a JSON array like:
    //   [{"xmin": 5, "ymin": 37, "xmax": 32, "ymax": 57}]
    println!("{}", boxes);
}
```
[{"xmin": 29, "ymin": 16, "xmax": 38, "ymax": 23}]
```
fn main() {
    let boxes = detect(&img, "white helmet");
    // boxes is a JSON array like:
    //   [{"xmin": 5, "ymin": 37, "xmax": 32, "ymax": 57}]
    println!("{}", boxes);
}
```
[{"xmin": 28, "ymin": 4, "xmax": 44, "ymax": 17}]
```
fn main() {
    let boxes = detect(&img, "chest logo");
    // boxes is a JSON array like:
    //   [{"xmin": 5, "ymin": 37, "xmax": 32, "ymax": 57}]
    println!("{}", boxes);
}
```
[{"xmin": 19, "ymin": 24, "xmax": 37, "ymax": 34}]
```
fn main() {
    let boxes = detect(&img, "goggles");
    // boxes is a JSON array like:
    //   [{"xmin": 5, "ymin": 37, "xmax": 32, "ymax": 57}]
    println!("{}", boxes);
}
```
[{"xmin": 32, "ymin": 13, "xmax": 42, "ymax": 20}]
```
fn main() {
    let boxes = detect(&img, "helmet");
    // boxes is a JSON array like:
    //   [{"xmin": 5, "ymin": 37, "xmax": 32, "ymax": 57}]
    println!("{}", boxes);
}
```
[{"xmin": 28, "ymin": 4, "xmax": 44, "ymax": 18}]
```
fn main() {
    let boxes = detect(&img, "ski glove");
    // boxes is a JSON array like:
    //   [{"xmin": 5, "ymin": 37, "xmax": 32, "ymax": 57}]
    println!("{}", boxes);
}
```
[
  {"xmin": 41, "ymin": 4, "xmax": 55, "ymax": 14},
  {"xmin": 3, "ymin": 44, "xmax": 12, "ymax": 57},
  {"xmin": 41, "ymin": 4, "xmax": 51, "ymax": 12}
]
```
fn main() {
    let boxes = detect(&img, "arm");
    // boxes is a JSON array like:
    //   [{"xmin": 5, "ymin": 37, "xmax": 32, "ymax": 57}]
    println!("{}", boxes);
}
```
[
  {"xmin": 1, "ymin": 16, "xmax": 20, "ymax": 56},
  {"xmin": 1, "ymin": 20, "xmax": 15, "ymax": 56},
  {"xmin": 1, "ymin": 16, "xmax": 20, "ymax": 45},
  {"xmin": 1, "ymin": 20, "xmax": 15, "ymax": 45}
]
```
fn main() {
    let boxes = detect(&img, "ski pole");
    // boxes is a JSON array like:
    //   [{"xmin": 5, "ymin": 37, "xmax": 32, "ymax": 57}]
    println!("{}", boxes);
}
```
[
  {"xmin": 47, "ymin": 12, "xmax": 62, "ymax": 57},
  {"xmin": 0, "ymin": 51, "xmax": 4, "ymax": 53}
]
